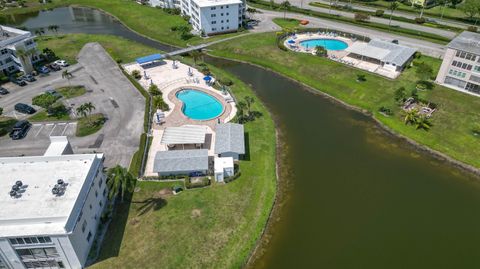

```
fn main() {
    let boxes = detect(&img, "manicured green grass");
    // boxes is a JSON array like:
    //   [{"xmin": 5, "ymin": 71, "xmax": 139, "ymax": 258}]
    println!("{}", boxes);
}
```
[
  {"xmin": 29, "ymin": 111, "xmax": 71, "ymax": 122},
  {"xmin": 90, "ymin": 63, "xmax": 276, "ymax": 269},
  {"xmin": 37, "ymin": 34, "xmax": 159, "ymax": 65},
  {"xmin": 57, "ymin": 85, "xmax": 87, "ymax": 99},
  {"xmin": 76, "ymin": 113, "xmax": 106, "ymax": 137},
  {"xmin": 210, "ymin": 32, "xmax": 480, "ymax": 168},
  {"xmin": 273, "ymin": 18, "xmax": 301, "ymax": 28}
]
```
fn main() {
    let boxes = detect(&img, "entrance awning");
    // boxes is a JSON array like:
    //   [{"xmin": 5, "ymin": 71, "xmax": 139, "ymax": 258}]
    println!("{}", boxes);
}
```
[{"xmin": 136, "ymin": 53, "xmax": 164, "ymax": 64}]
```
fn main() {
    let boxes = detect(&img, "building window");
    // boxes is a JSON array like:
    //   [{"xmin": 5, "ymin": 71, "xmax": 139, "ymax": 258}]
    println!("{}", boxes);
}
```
[
  {"xmin": 87, "ymin": 231, "xmax": 92, "ymax": 242},
  {"xmin": 455, "ymin": 50, "xmax": 477, "ymax": 62},
  {"xmin": 448, "ymin": 69, "xmax": 466, "ymax": 78},
  {"xmin": 211, "ymin": 14, "xmax": 216, "ymax": 17},
  {"xmin": 9, "ymin": 237, "xmax": 51, "ymax": 246},
  {"xmin": 95, "ymin": 190, "xmax": 98, "ymax": 197},
  {"xmin": 98, "ymin": 178, "xmax": 103, "ymax": 188},
  {"xmin": 89, "ymin": 204, "xmax": 93, "ymax": 210},
  {"xmin": 474, "ymin": 66, "xmax": 480, "ymax": 72},
  {"xmin": 444, "ymin": 76, "xmax": 467, "ymax": 88},
  {"xmin": 82, "ymin": 220, "xmax": 87, "ymax": 233},
  {"xmin": 77, "ymin": 210, "xmax": 83, "ymax": 222},
  {"xmin": 16, "ymin": 247, "xmax": 59, "ymax": 261},
  {"xmin": 227, "ymin": 19, "xmax": 229, "ymax": 22},
  {"xmin": 99, "ymin": 200, "xmax": 103, "ymax": 207},
  {"xmin": 226, "ymin": 12, "xmax": 229, "ymax": 15},
  {"xmin": 221, "ymin": 20, "xmax": 224, "ymax": 23},
  {"xmin": 103, "ymin": 188, "xmax": 107, "ymax": 197},
  {"xmin": 211, "ymin": 7, "xmax": 216, "ymax": 10},
  {"xmin": 0, "ymin": 49, "xmax": 8, "ymax": 55},
  {"xmin": 465, "ymin": 82, "xmax": 480, "ymax": 94},
  {"xmin": 221, "ymin": 13, "xmax": 224, "ymax": 16},
  {"xmin": 0, "ymin": 256, "xmax": 6, "ymax": 269},
  {"xmin": 212, "ymin": 21, "xmax": 216, "ymax": 24}
]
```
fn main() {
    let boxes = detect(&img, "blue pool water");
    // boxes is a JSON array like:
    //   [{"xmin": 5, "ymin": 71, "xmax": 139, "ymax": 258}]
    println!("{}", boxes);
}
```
[
  {"xmin": 176, "ymin": 89, "xmax": 223, "ymax": 120},
  {"xmin": 299, "ymin": 39, "xmax": 348, "ymax": 51}
]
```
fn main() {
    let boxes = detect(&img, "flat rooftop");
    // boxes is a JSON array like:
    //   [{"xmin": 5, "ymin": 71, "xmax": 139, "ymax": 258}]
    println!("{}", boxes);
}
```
[
  {"xmin": 194, "ymin": 0, "xmax": 242, "ymax": 8},
  {"xmin": 0, "ymin": 154, "xmax": 101, "ymax": 237},
  {"xmin": 447, "ymin": 31, "xmax": 480, "ymax": 55},
  {"xmin": 0, "ymin": 25, "xmax": 29, "ymax": 42}
]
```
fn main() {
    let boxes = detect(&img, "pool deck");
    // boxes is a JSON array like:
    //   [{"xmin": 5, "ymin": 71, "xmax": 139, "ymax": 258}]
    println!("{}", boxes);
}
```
[{"xmin": 123, "ymin": 60, "xmax": 237, "ymax": 177}]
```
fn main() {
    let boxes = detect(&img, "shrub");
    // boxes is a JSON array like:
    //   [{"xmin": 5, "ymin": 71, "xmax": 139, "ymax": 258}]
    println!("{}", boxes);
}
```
[
  {"xmin": 180, "ymin": 31, "xmax": 193, "ymax": 41},
  {"xmin": 379, "ymin": 106, "xmax": 393, "ymax": 116},
  {"xmin": 32, "ymin": 93, "xmax": 58, "ymax": 109},
  {"xmin": 354, "ymin": 12, "xmax": 370, "ymax": 22},
  {"xmin": 153, "ymin": 95, "xmax": 169, "ymax": 111},
  {"xmin": 394, "ymin": 87, "xmax": 407, "ymax": 103},
  {"xmin": 315, "ymin": 45, "xmax": 327, "ymax": 57},
  {"xmin": 414, "ymin": 17, "xmax": 426, "ymax": 24},
  {"xmin": 416, "ymin": 80, "xmax": 434, "ymax": 90},
  {"xmin": 200, "ymin": 66, "xmax": 210, "ymax": 75},
  {"xmin": 131, "ymin": 70, "xmax": 141, "ymax": 80},
  {"xmin": 468, "ymin": 26, "xmax": 478, "ymax": 32},
  {"xmin": 218, "ymin": 78, "xmax": 234, "ymax": 86},
  {"xmin": 149, "ymin": 84, "xmax": 161, "ymax": 96},
  {"xmin": 415, "ymin": 62, "xmax": 433, "ymax": 81},
  {"xmin": 47, "ymin": 103, "xmax": 68, "ymax": 116},
  {"xmin": 375, "ymin": 9, "xmax": 385, "ymax": 17},
  {"xmin": 413, "ymin": 51, "xmax": 422, "ymax": 59},
  {"xmin": 356, "ymin": 74, "xmax": 366, "ymax": 82}
]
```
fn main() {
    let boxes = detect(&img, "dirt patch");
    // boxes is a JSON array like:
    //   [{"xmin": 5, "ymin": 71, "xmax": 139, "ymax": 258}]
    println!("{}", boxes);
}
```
[
  {"xmin": 130, "ymin": 217, "xmax": 140, "ymax": 226},
  {"xmin": 153, "ymin": 188, "xmax": 173, "ymax": 199},
  {"xmin": 191, "ymin": 209, "xmax": 202, "ymax": 218}
]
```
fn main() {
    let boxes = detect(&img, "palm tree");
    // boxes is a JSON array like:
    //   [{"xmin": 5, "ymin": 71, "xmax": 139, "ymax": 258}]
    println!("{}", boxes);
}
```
[
  {"xmin": 404, "ymin": 109, "xmax": 419, "ymax": 125},
  {"xmin": 440, "ymin": 0, "xmax": 450, "ymax": 19},
  {"xmin": 15, "ymin": 48, "xmax": 35, "ymax": 74},
  {"xmin": 280, "ymin": 1, "xmax": 291, "ymax": 19},
  {"xmin": 388, "ymin": 1, "xmax": 399, "ymax": 27},
  {"xmin": 83, "ymin": 102, "xmax": 95, "ymax": 116},
  {"xmin": 76, "ymin": 104, "xmax": 88, "ymax": 119},
  {"xmin": 106, "ymin": 165, "xmax": 136, "ymax": 203},
  {"xmin": 48, "ymin": 25, "xmax": 59, "ymax": 35},
  {"xmin": 244, "ymin": 96, "xmax": 255, "ymax": 117},
  {"xmin": 62, "ymin": 69, "xmax": 73, "ymax": 85},
  {"xmin": 236, "ymin": 101, "xmax": 247, "ymax": 123},
  {"xmin": 190, "ymin": 50, "xmax": 202, "ymax": 65},
  {"xmin": 34, "ymin": 28, "xmax": 45, "ymax": 39},
  {"xmin": 415, "ymin": 115, "xmax": 431, "ymax": 130},
  {"xmin": 76, "ymin": 102, "xmax": 95, "ymax": 124}
]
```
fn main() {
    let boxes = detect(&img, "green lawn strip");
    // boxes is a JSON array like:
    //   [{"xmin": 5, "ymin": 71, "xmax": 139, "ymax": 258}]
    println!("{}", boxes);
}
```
[
  {"xmin": 76, "ymin": 113, "xmax": 106, "ymax": 137},
  {"xmin": 29, "ymin": 111, "xmax": 71, "ymax": 122},
  {"xmin": 308, "ymin": 2, "xmax": 462, "ymax": 32},
  {"xmin": 248, "ymin": 0, "xmax": 450, "ymax": 44},
  {"xmin": 210, "ymin": 32, "xmax": 480, "ymax": 168},
  {"xmin": 273, "ymin": 18, "xmax": 302, "ymax": 28},
  {"xmin": 57, "ymin": 85, "xmax": 87, "ymax": 99},
  {"xmin": 0, "ymin": 117, "xmax": 16, "ymax": 136},
  {"xmin": 90, "ymin": 63, "xmax": 276, "ymax": 269},
  {"xmin": 36, "ymin": 34, "xmax": 159, "ymax": 65}
]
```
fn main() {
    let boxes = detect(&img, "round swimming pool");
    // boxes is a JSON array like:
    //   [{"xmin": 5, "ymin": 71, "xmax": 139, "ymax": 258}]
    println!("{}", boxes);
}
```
[
  {"xmin": 176, "ymin": 89, "xmax": 223, "ymax": 120},
  {"xmin": 299, "ymin": 39, "xmax": 348, "ymax": 51}
]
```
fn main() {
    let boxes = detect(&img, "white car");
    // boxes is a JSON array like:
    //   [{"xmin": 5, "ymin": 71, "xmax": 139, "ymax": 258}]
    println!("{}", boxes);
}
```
[{"xmin": 54, "ymin": 60, "xmax": 69, "ymax": 67}]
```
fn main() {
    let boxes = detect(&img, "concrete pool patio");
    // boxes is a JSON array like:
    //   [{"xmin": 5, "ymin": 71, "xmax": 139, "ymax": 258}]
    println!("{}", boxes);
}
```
[{"xmin": 123, "ymin": 59, "xmax": 237, "ymax": 177}]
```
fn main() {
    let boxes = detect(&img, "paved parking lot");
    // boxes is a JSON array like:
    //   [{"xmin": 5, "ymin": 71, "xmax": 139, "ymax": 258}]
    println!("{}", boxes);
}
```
[{"xmin": 0, "ymin": 42, "xmax": 145, "ymax": 167}]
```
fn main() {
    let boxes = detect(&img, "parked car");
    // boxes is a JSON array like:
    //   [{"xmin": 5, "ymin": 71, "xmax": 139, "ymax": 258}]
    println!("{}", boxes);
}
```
[
  {"xmin": 0, "ymin": 87, "xmax": 9, "ymax": 95},
  {"xmin": 45, "ymin": 89, "xmax": 62, "ymax": 98},
  {"xmin": 14, "ymin": 103, "xmax": 36, "ymax": 114},
  {"xmin": 37, "ymin": 66, "xmax": 50, "ymax": 74},
  {"xmin": 11, "ymin": 78, "xmax": 27, "ymax": 86},
  {"xmin": 54, "ymin": 60, "xmax": 69, "ymax": 67},
  {"xmin": 23, "ymin": 74, "xmax": 36, "ymax": 82},
  {"xmin": 9, "ymin": 120, "xmax": 31, "ymax": 140},
  {"xmin": 47, "ymin": 63, "xmax": 61, "ymax": 71}
]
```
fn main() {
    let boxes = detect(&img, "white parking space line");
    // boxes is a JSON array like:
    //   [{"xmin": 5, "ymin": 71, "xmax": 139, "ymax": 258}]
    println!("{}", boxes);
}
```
[
  {"xmin": 34, "ymin": 125, "xmax": 45, "ymax": 137},
  {"xmin": 61, "ymin": 123, "xmax": 69, "ymax": 135},
  {"xmin": 49, "ymin": 124, "xmax": 57, "ymax": 136}
]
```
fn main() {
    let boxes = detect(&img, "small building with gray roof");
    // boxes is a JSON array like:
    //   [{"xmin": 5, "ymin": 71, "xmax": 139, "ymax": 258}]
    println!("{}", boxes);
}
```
[
  {"xmin": 345, "ymin": 39, "xmax": 417, "ymax": 72},
  {"xmin": 436, "ymin": 31, "xmax": 480, "ymax": 96},
  {"xmin": 153, "ymin": 149, "xmax": 209, "ymax": 176},
  {"xmin": 214, "ymin": 123, "xmax": 245, "ymax": 160}
]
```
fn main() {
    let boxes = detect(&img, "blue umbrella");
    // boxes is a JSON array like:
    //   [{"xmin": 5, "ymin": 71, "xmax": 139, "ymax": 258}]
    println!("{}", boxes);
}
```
[
  {"xmin": 203, "ymin": 76, "xmax": 212, "ymax": 81},
  {"xmin": 287, "ymin": 39, "xmax": 295, "ymax": 44}
]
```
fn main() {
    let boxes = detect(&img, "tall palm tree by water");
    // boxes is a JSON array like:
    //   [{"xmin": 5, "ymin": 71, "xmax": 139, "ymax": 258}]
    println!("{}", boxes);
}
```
[{"xmin": 107, "ymin": 165, "xmax": 136, "ymax": 203}]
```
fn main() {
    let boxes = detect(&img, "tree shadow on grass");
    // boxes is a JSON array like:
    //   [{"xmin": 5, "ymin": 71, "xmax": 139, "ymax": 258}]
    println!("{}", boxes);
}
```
[
  {"xmin": 132, "ymin": 197, "xmax": 168, "ymax": 217},
  {"xmin": 243, "ymin": 132, "xmax": 251, "ymax": 161}
]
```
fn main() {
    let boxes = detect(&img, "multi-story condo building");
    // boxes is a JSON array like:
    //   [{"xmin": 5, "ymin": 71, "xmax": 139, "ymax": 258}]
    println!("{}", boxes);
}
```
[
  {"xmin": 0, "ymin": 25, "xmax": 40, "ymax": 75},
  {"xmin": 180, "ymin": 0, "xmax": 245, "ymax": 35},
  {"xmin": 436, "ymin": 31, "xmax": 480, "ymax": 96},
  {"xmin": 0, "ymin": 137, "xmax": 108, "ymax": 269},
  {"xmin": 148, "ymin": 0, "xmax": 181, "ymax": 9}
]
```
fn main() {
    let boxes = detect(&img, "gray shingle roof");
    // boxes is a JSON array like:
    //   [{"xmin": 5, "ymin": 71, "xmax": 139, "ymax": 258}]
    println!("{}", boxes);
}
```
[
  {"xmin": 214, "ymin": 123, "xmax": 245, "ymax": 155},
  {"xmin": 447, "ymin": 31, "xmax": 480, "ymax": 55},
  {"xmin": 153, "ymin": 149, "xmax": 208, "ymax": 173}
]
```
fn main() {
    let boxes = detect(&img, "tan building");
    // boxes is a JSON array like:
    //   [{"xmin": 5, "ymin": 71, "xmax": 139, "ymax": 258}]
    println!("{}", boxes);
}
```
[{"xmin": 436, "ymin": 31, "xmax": 480, "ymax": 96}]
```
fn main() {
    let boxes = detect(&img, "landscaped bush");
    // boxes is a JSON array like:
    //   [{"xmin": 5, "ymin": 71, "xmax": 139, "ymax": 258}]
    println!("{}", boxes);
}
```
[
  {"xmin": 149, "ymin": 84, "xmax": 161, "ymax": 96},
  {"xmin": 414, "ymin": 17, "xmax": 426, "ymax": 24},
  {"xmin": 468, "ymin": 26, "xmax": 478, "ymax": 32},
  {"xmin": 356, "ymin": 74, "xmax": 367, "ymax": 82},
  {"xmin": 200, "ymin": 65, "xmax": 211, "ymax": 75},
  {"xmin": 185, "ymin": 177, "xmax": 211, "ymax": 189},
  {"xmin": 375, "ymin": 9, "xmax": 385, "ymax": 17},
  {"xmin": 153, "ymin": 95, "xmax": 169, "ymax": 111},
  {"xmin": 354, "ymin": 12, "xmax": 370, "ymax": 22},
  {"xmin": 32, "ymin": 93, "xmax": 59, "ymax": 109},
  {"xmin": 315, "ymin": 45, "xmax": 327, "ymax": 57},
  {"xmin": 131, "ymin": 70, "xmax": 141, "ymax": 79},
  {"xmin": 416, "ymin": 80, "xmax": 434, "ymax": 91},
  {"xmin": 394, "ymin": 86, "xmax": 407, "ymax": 103},
  {"xmin": 218, "ymin": 77, "xmax": 234, "ymax": 86},
  {"xmin": 379, "ymin": 106, "xmax": 393, "ymax": 116}
]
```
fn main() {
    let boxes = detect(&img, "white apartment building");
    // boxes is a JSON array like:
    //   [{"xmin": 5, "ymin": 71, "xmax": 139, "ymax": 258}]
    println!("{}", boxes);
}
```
[
  {"xmin": 148, "ymin": 0, "xmax": 180, "ymax": 9},
  {"xmin": 0, "ymin": 137, "xmax": 108, "ymax": 269},
  {"xmin": 436, "ymin": 31, "xmax": 480, "ymax": 96},
  {"xmin": 180, "ymin": 0, "xmax": 245, "ymax": 35},
  {"xmin": 0, "ymin": 25, "xmax": 40, "ymax": 75}
]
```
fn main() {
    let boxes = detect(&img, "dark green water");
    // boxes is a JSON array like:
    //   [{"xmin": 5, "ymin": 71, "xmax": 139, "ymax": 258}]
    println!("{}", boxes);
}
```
[
  {"xmin": 209, "ymin": 58, "xmax": 480, "ymax": 269},
  {"xmin": 8, "ymin": 7, "xmax": 480, "ymax": 268}
]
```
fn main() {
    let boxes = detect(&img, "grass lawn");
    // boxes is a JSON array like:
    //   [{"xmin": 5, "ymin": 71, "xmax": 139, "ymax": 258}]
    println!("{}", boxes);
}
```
[
  {"xmin": 273, "ymin": 18, "xmax": 301, "ymax": 28},
  {"xmin": 89, "ymin": 64, "xmax": 276, "ymax": 268},
  {"xmin": 37, "ymin": 34, "xmax": 159, "ymax": 65},
  {"xmin": 29, "ymin": 110, "xmax": 71, "ymax": 122},
  {"xmin": 57, "ymin": 85, "xmax": 87, "ymax": 99},
  {"xmin": 210, "ymin": 32, "xmax": 480, "ymax": 168},
  {"xmin": 76, "ymin": 113, "xmax": 106, "ymax": 137}
]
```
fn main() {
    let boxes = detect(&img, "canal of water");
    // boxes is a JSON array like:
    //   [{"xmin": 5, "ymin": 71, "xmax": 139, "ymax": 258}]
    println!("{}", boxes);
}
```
[{"xmin": 5, "ymin": 7, "xmax": 480, "ymax": 268}]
